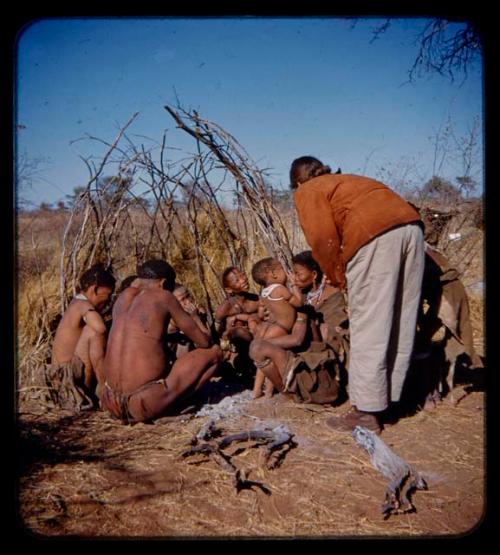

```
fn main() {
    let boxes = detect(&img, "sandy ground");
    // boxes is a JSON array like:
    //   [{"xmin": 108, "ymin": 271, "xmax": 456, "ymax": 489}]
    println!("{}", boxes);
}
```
[{"xmin": 17, "ymin": 365, "xmax": 486, "ymax": 539}]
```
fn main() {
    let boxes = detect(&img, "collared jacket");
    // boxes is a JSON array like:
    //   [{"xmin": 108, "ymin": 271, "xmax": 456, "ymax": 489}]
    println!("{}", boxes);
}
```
[{"xmin": 293, "ymin": 173, "xmax": 422, "ymax": 289}]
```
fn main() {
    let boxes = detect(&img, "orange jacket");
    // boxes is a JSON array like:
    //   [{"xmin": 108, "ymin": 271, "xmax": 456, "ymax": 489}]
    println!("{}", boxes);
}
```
[{"xmin": 293, "ymin": 173, "xmax": 422, "ymax": 289}]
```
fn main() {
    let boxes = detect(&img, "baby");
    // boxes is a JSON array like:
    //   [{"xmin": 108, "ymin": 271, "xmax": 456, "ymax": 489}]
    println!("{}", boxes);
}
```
[
  {"xmin": 251, "ymin": 257, "xmax": 303, "ymax": 398},
  {"xmin": 214, "ymin": 266, "xmax": 261, "ymax": 344}
]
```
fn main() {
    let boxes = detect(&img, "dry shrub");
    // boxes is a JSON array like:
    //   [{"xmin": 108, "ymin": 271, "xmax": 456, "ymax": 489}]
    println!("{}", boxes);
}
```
[{"xmin": 17, "ymin": 263, "xmax": 62, "ymax": 408}]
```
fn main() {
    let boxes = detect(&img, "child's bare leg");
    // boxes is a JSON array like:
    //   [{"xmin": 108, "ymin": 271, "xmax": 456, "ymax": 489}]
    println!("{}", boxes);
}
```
[
  {"xmin": 255, "ymin": 325, "xmax": 287, "ymax": 400},
  {"xmin": 249, "ymin": 339, "xmax": 289, "ymax": 392},
  {"xmin": 264, "ymin": 377, "xmax": 275, "ymax": 398},
  {"xmin": 262, "ymin": 323, "xmax": 289, "ymax": 340},
  {"xmin": 74, "ymin": 325, "xmax": 106, "ymax": 390},
  {"xmin": 253, "ymin": 369, "xmax": 266, "ymax": 398}
]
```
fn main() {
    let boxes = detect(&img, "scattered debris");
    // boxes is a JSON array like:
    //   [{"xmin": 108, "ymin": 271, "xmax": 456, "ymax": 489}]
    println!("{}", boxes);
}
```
[
  {"xmin": 194, "ymin": 390, "xmax": 253, "ymax": 422},
  {"xmin": 352, "ymin": 426, "xmax": 428, "ymax": 519},
  {"xmin": 181, "ymin": 421, "xmax": 297, "ymax": 494},
  {"xmin": 194, "ymin": 418, "xmax": 220, "ymax": 442}
]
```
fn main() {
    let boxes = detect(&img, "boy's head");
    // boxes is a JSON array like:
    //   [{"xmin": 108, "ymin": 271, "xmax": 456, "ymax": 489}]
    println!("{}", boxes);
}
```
[
  {"xmin": 118, "ymin": 274, "xmax": 138, "ymax": 293},
  {"xmin": 251, "ymin": 257, "xmax": 286, "ymax": 287},
  {"xmin": 137, "ymin": 259, "xmax": 176, "ymax": 291},
  {"xmin": 78, "ymin": 264, "xmax": 116, "ymax": 309},
  {"xmin": 292, "ymin": 250, "xmax": 323, "ymax": 290},
  {"xmin": 222, "ymin": 266, "xmax": 249, "ymax": 294}
]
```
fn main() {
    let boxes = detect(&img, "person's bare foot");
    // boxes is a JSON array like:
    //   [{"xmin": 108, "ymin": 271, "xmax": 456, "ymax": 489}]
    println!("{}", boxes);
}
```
[{"xmin": 264, "ymin": 380, "xmax": 275, "ymax": 398}]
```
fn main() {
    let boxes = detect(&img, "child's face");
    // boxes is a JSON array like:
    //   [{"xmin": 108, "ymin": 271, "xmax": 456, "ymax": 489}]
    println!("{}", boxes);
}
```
[
  {"xmin": 225, "ymin": 269, "xmax": 249, "ymax": 293},
  {"xmin": 174, "ymin": 287, "xmax": 195, "ymax": 311},
  {"xmin": 269, "ymin": 263, "xmax": 287, "ymax": 286},
  {"xmin": 293, "ymin": 263, "xmax": 317, "ymax": 290},
  {"xmin": 86, "ymin": 285, "xmax": 114, "ymax": 310}
]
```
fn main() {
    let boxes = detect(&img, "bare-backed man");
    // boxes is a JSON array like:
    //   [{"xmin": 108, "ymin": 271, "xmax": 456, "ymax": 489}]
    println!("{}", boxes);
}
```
[{"xmin": 101, "ymin": 259, "xmax": 221, "ymax": 423}]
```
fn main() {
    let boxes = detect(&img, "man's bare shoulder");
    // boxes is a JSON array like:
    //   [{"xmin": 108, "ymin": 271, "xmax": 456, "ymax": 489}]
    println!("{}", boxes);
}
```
[
  {"xmin": 120, "ymin": 286, "xmax": 141, "ymax": 301},
  {"xmin": 136, "ymin": 287, "xmax": 177, "ymax": 306}
]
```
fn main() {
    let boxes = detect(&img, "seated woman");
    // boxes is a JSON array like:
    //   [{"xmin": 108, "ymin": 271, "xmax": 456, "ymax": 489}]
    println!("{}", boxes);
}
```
[
  {"xmin": 248, "ymin": 309, "xmax": 341, "ymax": 406},
  {"xmin": 292, "ymin": 250, "xmax": 350, "ymax": 367}
]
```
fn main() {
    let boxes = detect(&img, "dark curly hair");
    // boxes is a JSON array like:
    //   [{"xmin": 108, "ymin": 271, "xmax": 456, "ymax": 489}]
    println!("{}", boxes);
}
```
[
  {"xmin": 251, "ymin": 257, "xmax": 279, "ymax": 287},
  {"xmin": 289, "ymin": 156, "xmax": 331, "ymax": 189},
  {"xmin": 117, "ymin": 274, "xmax": 138, "ymax": 293},
  {"xmin": 79, "ymin": 263, "xmax": 116, "ymax": 292},
  {"xmin": 221, "ymin": 266, "xmax": 239, "ymax": 288},
  {"xmin": 289, "ymin": 156, "xmax": 341, "ymax": 189},
  {"xmin": 292, "ymin": 250, "xmax": 323, "ymax": 283},
  {"xmin": 136, "ymin": 259, "xmax": 176, "ymax": 291}
]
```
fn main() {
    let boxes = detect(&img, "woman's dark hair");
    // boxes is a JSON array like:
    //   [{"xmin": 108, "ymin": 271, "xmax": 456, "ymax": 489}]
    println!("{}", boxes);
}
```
[
  {"xmin": 289, "ymin": 156, "xmax": 331, "ymax": 190},
  {"xmin": 292, "ymin": 250, "xmax": 323, "ymax": 283},
  {"xmin": 137, "ymin": 259, "xmax": 176, "ymax": 291},
  {"xmin": 79, "ymin": 263, "xmax": 116, "ymax": 292}
]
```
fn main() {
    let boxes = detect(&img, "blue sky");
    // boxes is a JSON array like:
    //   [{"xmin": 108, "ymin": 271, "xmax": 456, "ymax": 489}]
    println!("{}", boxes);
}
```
[{"xmin": 15, "ymin": 17, "xmax": 483, "ymax": 208}]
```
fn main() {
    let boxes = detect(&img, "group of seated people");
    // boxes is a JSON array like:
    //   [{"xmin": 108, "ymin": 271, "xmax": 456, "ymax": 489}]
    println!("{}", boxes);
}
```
[
  {"xmin": 45, "ymin": 243, "xmax": 481, "ymax": 427},
  {"xmin": 46, "ymin": 251, "xmax": 350, "ymax": 423}
]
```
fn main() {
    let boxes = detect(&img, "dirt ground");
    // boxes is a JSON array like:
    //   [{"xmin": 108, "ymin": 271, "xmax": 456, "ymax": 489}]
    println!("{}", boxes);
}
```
[{"xmin": 17, "ymin": 362, "xmax": 486, "ymax": 540}]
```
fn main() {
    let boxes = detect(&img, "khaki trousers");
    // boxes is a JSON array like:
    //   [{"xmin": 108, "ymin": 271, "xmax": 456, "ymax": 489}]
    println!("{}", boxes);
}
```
[{"xmin": 346, "ymin": 223, "xmax": 424, "ymax": 412}]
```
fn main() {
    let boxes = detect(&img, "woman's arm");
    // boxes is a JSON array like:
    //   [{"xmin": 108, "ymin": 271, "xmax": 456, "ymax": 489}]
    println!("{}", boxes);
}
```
[{"xmin": 267, "ymin": 314, "xmax": 308, "ymax": 349}]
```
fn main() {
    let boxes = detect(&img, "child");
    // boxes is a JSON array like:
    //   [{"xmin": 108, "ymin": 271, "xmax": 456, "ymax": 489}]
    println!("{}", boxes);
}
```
[
  {"xmin": 251, "ymin": 257, "xmax": 303, "ymax": 398},
  {"xmin": 214, "ymin": 266, "xmax": 261, "ymax": 341},
  {"xmin": 117, "ymin": 274, "xmax": 138, "ymax": 294},
  {"xmin": 48, "ymin": 264, "xmax": 116, "ymax": 410},
  {"xmin": 212, "ymin": 267, "xmax": 261, "ymax": 385},
  {"xmin": 167, "ymin": 283, "xmax": 210, "ymax": 358}
]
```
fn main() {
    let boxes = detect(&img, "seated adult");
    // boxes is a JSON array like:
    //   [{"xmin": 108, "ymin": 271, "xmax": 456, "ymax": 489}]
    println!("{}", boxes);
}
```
[
  {"xmin": 101, "ymin": 259, "xmax": 221, "ymax": 423},
  {"xmin": 249, "ymin": 311, "xmax": 340, "ymax": 406},
  {"xmin": 292, "ymin": 250, "xmax": 350, "ymax": 366},
  {"xmin": 411, "ymin": 242, "xmax": 483, "ymax": 409}
]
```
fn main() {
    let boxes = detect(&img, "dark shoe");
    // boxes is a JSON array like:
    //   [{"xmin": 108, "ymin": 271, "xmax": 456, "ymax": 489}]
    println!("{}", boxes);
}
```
[
  {"xmin": 380, "ymin": 401, "xmax": 404, "ymax": 425},
  {"xmin": 326, "ymin": 406, "xmax": 382, "ymax": 434}
]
